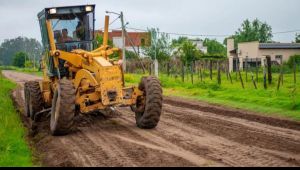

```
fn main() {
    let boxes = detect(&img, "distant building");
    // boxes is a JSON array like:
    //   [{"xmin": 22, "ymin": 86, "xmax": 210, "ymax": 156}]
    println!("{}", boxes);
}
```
[
  {"xmin": 191, "ymin": 39, "xmax": 208, "ymax": 54},
  {"xmin": 95, "ymin": 30, "xmax": 150, "ymax": 56},
  {"xmin": 227, "ymin": 39, "xmax": 300, "ymax": 72}
]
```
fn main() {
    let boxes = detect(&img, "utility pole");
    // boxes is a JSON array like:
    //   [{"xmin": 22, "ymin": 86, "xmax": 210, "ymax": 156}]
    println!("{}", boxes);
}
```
[
  {"xmin": 154, "ymin": 29, "xmax": 158, "ymax": 77},
  {"xmin": 120, "ymin": 12, "xmax": 126, "ymax": 73},
  {"xmin": 106, "ymin": 11, "xmax": 127, "ymax": 72}
]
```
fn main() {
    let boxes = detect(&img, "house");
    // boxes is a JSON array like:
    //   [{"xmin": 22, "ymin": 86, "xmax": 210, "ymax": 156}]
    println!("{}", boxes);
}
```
[
  {"xmin": 191, "ymin": 39, "xmax": 208, "ymax": 54},
  {"xmin": 227, "ymin": 39, "xmax": 300, "ymax": 72},
  {"xmin": 95, "ymin": 30, "xmax": 150, "ymax": 56}
]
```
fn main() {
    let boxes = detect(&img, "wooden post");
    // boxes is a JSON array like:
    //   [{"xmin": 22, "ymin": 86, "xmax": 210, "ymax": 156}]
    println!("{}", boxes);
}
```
[
  {"xmin": 263, "ymin": 61, "xmax": 267, "ymax": 89},
  {"xmin": 236, "ymin": 58, "xmax": 238, "ymax": 81},
  {"xmin": 217, "ymin": 61, "xmax": 221, "ymax": 85},
  {"xmin": 209, "ymin": 60, "xmax": 213, "ymax": 80},
  {"xmin": 294, "ymin": 56, "xmax": 297, "ymax": 84},
  {"xmin": 256, "ymin": 58, "xmax": 259, "ymax": 83},
  {"xmin": 266, "ymin": 56, "xmax": 272, "ymax": 84},
  {"xmin": 245, "ymin": 56, "xmax": 248, "ymax": 82},
  {"xmin": 237, "ymin": 63, "xmax": 244, "ymax": 89},
  {"xmin": 181, "ymin": 62, "xmax": 185, "ymax": 82},
  {"xmin": 277, "ymin": 73, "xmax": 282, "ymax": 91},
  {"xmin": 226, "ymin": 60, "xmax": 229, "ymax": 80},
  {"xmin": 191, "ymin": 64, "xmax": 194, "ymax": 84},
  {"xmin": 251, "ymin": 73, "xmax": 257, "ymax": 89},
  {"xmin": 167, "ymin": 62, "xmax": 170, "ymax": 77},
  {"xmin": 228, "ymin": 71, "xmax": 233, "ymax": 84}
]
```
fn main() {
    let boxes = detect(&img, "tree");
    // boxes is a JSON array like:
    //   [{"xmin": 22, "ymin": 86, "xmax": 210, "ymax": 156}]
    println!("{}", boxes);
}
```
[
  {"xmin": 287, "ymin": 55, "xmax": 300, "ymax": 68},
  {"xmin": 0, "ymin": 37, "xmax": 42, "ymax": 66},
  {"xmin": 142, "ymin": 28, "xmax": 173, "ymax": 62},
  {"xmin": 296, "ymin": 33, "xmax": 300, "ymax": 43},
  {"xmin": 13, "ymin": 52, "xmax": 27, "ymax": 68},
  {"xmin": 176, "ymin": 40, "xmax": 199, "ymax": 65},
  {"xmin": 172, "ymin": 36, "xmax": 188, "ymax": 47},
  {"xmin": 94, "ymin": 34, "xmax": 113, "ymax": 48},
  {"xmin": 126, "ymin": 50, "xmax": 138, "ymax": 60},
  {"xmin": 224, "ymin": 19, "xmax": 273, "ymax": 47},
  {"xmin": 203, "ymin": 38, "xmax": 226, "ymax": 56}
]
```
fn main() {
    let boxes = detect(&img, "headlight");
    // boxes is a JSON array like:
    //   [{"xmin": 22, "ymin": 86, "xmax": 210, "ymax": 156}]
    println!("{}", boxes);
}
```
[
  {"xmin": 49, "ymin": 8, "xmax": 57, "ymax": 14},
  {"xmin": 85, "ymin": 6, "xmax": 93, "ymax": 12}
]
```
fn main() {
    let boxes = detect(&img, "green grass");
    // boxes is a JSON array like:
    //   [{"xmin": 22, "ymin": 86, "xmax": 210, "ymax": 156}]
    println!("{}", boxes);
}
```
[
  {"xmin": 0, "ymin": 71, "xmax": 33, "ymax": 167},
  {"xmin": 2, "ymin": 65, "xmax": 299, "ymax": 121},
  {"xmin": 0, "ymin": 66, "xmax": 43, "ymax": 77},
  {"xmin": 125, "ymin": 72, "xmax": 300, "ymax": 121}
]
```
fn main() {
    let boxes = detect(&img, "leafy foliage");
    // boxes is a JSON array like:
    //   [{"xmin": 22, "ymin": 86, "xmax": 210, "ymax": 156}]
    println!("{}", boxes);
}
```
[
  {"xmin": 296, "ymin": 33, "xmax": 300, "ymax": 43},
  {"xmin": 126, "ymin": 50, "xmax": 138, "ymax": 60},
  {"xmin": 13, "ymin": 52, "xmax": 28, "ymax": 68},
  {"xmin": 93, "ymin": 34, "xmax": 113, "ymax": 48},
  {"xmin": 287, "ymin": 55, "xmax": 300, "ymax": 69},
  {"xmin": 142, "ymin": 28, "xmax": 173, "ymax": 62},
  {"xmin": 175, "ymin": 40, "xmax": 200, "ymax": 65},
  {"xmin": 0, "ymin": 37, "xmax": 42, "ymax": 65},
  {"xmin": 224, "ymin": 19, "xmax": 273, "ymax": 47},
  {"xmin": 203, "ymin": 38, "xmax": 226, "ymax": 56}
]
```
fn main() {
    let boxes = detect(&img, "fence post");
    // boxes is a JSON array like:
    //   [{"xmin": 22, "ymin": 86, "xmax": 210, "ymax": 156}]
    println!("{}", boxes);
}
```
[
  {"xmin": 266, "ymin": 56, "xmax": 272, "ymax": 84},
  {"xmin": 237, "ymin": 62, "xmax": 244, "ymax": 89},
  {"xmin": 263, "ymin": 60, "xmax": 267, "ymax": 89},
  {"xmin": 228, "ymin": 71, "xmax": 233, "ymax": 84},
  {"xmin": 181, "ymin": 61, "xmax": 185, "ymax": 82},
  {"xmin": 236, "ymin": 57, "xmax": 238, "ymax": 81},
  {"xmin": 251, "ymin": 73, "xmax": 257, "ymax": 89},
  {"xmin": 217, "ymin": 61, "xmax": 221, "ymax": 85},
  {"xmin": 191, "ymin": 64, "xmax": 194, "ymax": 84},
  {"xmin": 209, "ymin": 60, "xmax": 213, "ymax": 80},
  {"xmin": 245, "ymin": 56, "xmax": 248, "ymax": 82},
  {"xmin": 256, "ymin": 58, "xmax": 259, "ymax": 83},
  {"xmin": 294, "ymin": 56, "xmax": 297, "ymax": 84}
]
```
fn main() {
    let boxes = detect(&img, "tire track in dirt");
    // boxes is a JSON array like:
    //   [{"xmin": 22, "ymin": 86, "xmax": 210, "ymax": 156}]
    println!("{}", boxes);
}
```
[
  {"xmin": 2, "ymin": 70, "xmax": 300, "ymax": 167},
  {"xmin": 117, "ymin": 109, "xmax": 300, "ymax": 167}
]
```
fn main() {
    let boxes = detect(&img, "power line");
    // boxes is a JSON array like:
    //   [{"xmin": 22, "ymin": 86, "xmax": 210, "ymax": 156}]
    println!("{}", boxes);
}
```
[
  {"xmin": 99, "ymin": 16, "xmax": 121, "ymax": 30},
  {"xmin": 126, "ymin": 27, "xmax": 300, "ymax": 38},
  {"xmin": 126, "ymin": 27, "xmax": 231, "ymax": 37},
  {"xmin": 273, "ymin": 29, "xmax": 300, "ymax": 34}
]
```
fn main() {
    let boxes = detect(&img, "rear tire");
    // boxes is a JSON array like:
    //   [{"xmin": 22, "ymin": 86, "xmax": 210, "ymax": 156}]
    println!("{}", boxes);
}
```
[
  {"xmin": 24, "ymin": 81, "xmax": 43, "ymax": 120},
  {"xmin": 134, "ymin": 76, "xmax": 163, "ymax": 129},
  {"xmin": 50, "ymin": 78, "xmax": 76, "ymax": 136}
]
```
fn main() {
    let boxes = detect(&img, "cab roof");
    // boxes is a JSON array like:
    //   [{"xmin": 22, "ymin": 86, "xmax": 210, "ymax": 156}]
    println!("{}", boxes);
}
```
[{"xmin": 38, "ymin": 4, "xmax": 95, "ymax": 20}]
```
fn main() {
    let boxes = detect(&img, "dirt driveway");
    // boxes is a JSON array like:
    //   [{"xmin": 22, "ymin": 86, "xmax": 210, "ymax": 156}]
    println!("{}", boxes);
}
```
[{"xmin": 2, "ymin": 70, "xmax": 300, "ymax": 167}]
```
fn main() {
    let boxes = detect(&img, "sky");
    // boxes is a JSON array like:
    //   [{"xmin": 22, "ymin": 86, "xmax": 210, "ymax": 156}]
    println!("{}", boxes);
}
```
[{"xmin": 0, "ymin": 0, "xmax": 299, "ymax": 44}]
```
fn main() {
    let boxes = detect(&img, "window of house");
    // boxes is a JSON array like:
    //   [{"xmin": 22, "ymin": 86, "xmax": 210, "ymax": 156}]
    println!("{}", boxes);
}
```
[
  {"xmin": 275, "ymin": 55, "xmax": 282, "ymax": 60},
  {"xmin": 275, "ymin": 55, "xmax": 283, "ymax": 64}
]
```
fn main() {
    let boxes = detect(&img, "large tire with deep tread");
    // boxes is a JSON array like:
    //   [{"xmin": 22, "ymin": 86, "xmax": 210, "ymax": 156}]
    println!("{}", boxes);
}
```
[
  {"xmin": 24, "ymin": 81, "xmax": 44, "ymax": 120},
  {"xmin": 134, "ymin": 76, "xmax": 163, "ymax": 129},
  {"xmin": 50, "ymin": 78, "xmax": 76, "ymax": 136}
]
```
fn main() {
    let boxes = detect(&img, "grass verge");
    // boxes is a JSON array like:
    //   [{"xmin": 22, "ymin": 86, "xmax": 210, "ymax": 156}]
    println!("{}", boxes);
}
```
[
  {"xmin": 125, "ymin": 73, "xmax": 300, "ymax": 121},
  {"xmin": 0, "ymin": 71, "xmax": 33, "ymax": 167}
]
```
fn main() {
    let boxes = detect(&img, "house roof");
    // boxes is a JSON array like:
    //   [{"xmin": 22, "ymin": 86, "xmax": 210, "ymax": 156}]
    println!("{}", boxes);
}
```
[{"xmin": 259, "ymin": 43, "xmax": 300, "ymax": 49}]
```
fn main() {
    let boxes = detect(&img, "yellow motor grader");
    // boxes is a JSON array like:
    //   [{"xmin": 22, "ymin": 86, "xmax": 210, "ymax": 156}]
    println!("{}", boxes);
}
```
[{"xmin": 24, "ymin": 5, "xmax": 162, "ymax": 136}]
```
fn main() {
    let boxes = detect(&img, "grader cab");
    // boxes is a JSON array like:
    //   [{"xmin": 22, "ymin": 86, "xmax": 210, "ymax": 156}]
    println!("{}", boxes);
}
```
[{"xmin": 24, "ymin": 5, "xmax": 162, "ymax": 136}]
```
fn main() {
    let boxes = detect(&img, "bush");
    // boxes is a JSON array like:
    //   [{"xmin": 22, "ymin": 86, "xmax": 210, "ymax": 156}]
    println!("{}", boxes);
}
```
[{"xmin": 287, "ymin": 55, "xmax": 300, "ymax": 69}]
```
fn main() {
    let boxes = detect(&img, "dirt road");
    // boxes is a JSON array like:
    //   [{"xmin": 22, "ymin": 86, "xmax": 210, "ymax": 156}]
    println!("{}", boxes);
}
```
[{"xmin": 2, "ymin": 70, "xmax": 300, "ymax": 167}]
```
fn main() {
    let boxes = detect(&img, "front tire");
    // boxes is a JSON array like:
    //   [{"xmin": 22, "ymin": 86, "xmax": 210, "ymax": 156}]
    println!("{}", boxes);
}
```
[
  {"xmin": 134, "ymin": 76, "xmax": 163, "ymax": 129},
  {"xmin": 50, "ymin": 78, "xmax": 76, "ymax": 136},
  {"xmin": 24, "ymin": 81, "xmax": 43, "ymax": 120}
]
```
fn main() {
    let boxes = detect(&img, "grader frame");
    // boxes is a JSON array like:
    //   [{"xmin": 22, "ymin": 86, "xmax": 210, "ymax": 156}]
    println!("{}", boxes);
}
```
[{"xmin": 24, "ymin": 5, "xmax": 163, "ymax": 136}]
